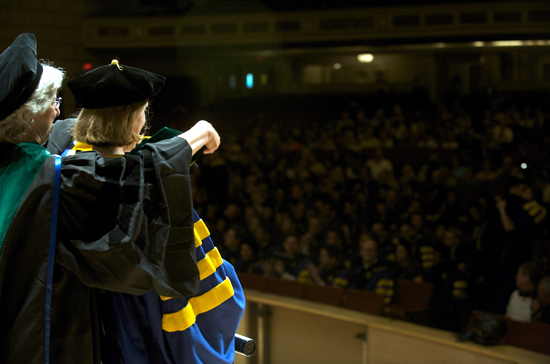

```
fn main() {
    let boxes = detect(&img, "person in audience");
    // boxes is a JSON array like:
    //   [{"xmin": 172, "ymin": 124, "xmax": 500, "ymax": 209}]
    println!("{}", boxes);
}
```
[
  {"xmin": 235, "ymin": 242, "xmax": 261, "ymax": 274},
  {"xmin": 506, "ymin": 262, "xmax": 542, "ymax": 321},
  {"xmin": 219, "ymin": 225, "xmax": 245, "ymax": 266},
  {"xmin": 474, "ymin": 176, "xmax": 547, "ymax": 314},
  {"xmin": 299, "ymin": 245, "xmax": 347, "ymax": 286},
  {"xmin": 303, "ymin": 215, "xmax": 327, "ymax": 262},
  {"xmin": 429, "ymin": 244, "xmax": 470, "ymax": 332},
  {"xmin": 366, "ymin": 147, "xmax": 394, "ymax": 184},
  {"xmin": 442, "ymin": 227, "xmax": 476, "ymax": 276},
  {"xmin": 531, "ymin": 276, "xmax": 550, "ymax": 324},
  {"xmin": 272, "ymin": 234, "xmax": 309, "ymax": 278},
  {"xmin": 475, "ymin": 159, "xmax": 497, "ymax": 182},
  {"xmin": 345, "ymin": 237, "xmax": 394, "ymax": 303},
  {"xmin": 257, "ymin": 257, "xmax": 296, "ymax": 280},
  {"xmin": 390, "ymin": 238, "xmax": 424, "ymax": 282},
  {"xmin": 399, "ymin": 220, "xmax": 434, "ymax": 275}
]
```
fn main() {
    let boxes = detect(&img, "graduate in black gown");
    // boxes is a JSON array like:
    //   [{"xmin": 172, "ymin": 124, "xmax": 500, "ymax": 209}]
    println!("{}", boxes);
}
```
[
  {"xmin": 66, "ymin": 61, "xmax": 244, "ymax": 364},
  {"xmin": 0, "ymin": 33, "xmax": 220, "ymax": 364}
]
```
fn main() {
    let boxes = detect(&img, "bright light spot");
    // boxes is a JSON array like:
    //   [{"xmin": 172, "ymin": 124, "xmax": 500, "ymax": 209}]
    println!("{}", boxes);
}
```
[
  {"xmin": 357, "ymin": 53, "xmax": 374, "ymax": 63},
  {"xmin": 334, "ymin": 63, "xmax": 342, "ymax": 69},
  {"xmin": 83, "ymin": 63, "xmax": 93, "ymax": 71},
  {"xmin": 492, "ymin": 40, "xmax": 523, "ymax": 47},
  {"xmin": 246, "ymin": 73, "xmax": 254, "ymax": 89},
  {"xmin": 473, "ymin": 41, "xmax": 484, "ymax": 47},
  {"xmin": 521, "ymin": 163, "xmax": 527, "ymax": 170}
]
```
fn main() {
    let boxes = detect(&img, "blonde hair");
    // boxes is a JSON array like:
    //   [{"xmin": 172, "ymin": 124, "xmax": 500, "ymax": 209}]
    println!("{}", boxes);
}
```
[
  {"xmin": 72, "ymin": 100, "xmax": 148, "ymax": 147},
  {"xmin": 0, "ymin": 63, "xmax": 64, "ymax": 143}
]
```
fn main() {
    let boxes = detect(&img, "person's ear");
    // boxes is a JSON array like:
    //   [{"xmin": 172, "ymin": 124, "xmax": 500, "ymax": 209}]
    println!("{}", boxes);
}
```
[{"xmin": 22, "ymin": 110, "xmax": 32, "ymax": 122}]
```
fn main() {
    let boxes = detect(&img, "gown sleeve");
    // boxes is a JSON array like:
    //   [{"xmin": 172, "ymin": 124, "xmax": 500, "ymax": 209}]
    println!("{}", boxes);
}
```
[
  {"xmin": 45, "ymin": 118, "xmax": 76, "ymax": 155},
  {"xmin": 55, "ymin": 136, "xmax": 199, "ymax": 298}
]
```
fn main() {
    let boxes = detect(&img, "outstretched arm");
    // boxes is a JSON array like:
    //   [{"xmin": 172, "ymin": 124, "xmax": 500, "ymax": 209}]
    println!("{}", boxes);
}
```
[
  {"xmin": 179, "ymin": 120, "xmax": 221, "ymax": 155},
  {"xmin": 496, "ymin": 198, "xmax": 515, "ymax": 231}
]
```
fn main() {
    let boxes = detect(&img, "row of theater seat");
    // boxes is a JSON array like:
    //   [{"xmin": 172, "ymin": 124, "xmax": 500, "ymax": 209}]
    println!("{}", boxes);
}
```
[
  {"xmin": 466, "ymin": 310, "xmax": 550, "ymax": 356},
  {"xmin": 236, "ymin": 272, "xmax": 434, "ymax": 324},
  {"xmin": 238, "ymin": 272, "xmax": 550, "ymax": 357}
]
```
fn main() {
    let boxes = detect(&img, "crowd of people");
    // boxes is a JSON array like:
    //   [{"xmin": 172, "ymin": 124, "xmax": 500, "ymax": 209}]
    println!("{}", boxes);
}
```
[
  {"xmin": 188, "ymin": 89, "xmax": 550, "ymax": 333},
  {"xmin": 2, "ymin": 29, "xmax": 547, "ymax": 362}
]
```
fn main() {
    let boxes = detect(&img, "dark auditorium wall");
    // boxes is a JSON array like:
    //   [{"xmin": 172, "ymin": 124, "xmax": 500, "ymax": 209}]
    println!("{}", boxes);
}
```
[
  {"xmin": 0, "ymin": 0, "xmax": 89, "ymax": 118},
  {"xmin": 2, "ymin": 0, "xmax": 550, "ymax": 122}
]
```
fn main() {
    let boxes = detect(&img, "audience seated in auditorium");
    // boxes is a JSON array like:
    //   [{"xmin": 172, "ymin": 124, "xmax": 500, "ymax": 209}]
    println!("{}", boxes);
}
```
[
  {"xmin": 345, "ymin": 237, "xmax": 394, "ymax": 303},
  {"xmin": 532, "ymin": 276, "xmax": 550, "ymax": 324},
  {"xmin": 190, "ymin": 90, "xmax": 550, "ymax": 334},
  {"xmin": 429, "ymin": 243, "xmax": 470, "ymax": 332},
  {"xmin": 298, "ymin": 245, "xmax": 347, "ymax": 287},
  {"xmin": 505, "ymin": 262, "xmax": 542, "ymax": 322},
  {"xmin": 390, "ymin": 238, "xmax": 424, "ymax": 282}
]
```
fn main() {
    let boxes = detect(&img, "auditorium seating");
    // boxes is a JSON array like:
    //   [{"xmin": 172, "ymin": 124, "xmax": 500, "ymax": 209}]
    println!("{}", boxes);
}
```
[
  {"xmin": 302, "ymin": 283, "xmax": 345, "ymax": 307},
  {"xmin": 382, "ymin": 279, "xmax": 433, "ymax": 325},
  {"xmin": 237, "ymin": 272, "xmax": 385, "ymax": 314},
  {"xmin": 506, "ymin": 319, "xmax": 550, "ymax": 356},
  {"xmin": 237, "ymin": 272, "xmax": 269, "ymax": 292},
  {"xmin": 265, "ymin": 277, "xmax": 306, "ymax": 298},
  {"xmin": 341, "ymin": 288, "xmax": 385, "ymax": 315},
  {"xmin": 237, "ymin": 273, "xmax": 550, "ymax": 356},
  {"xmin": 465, "ymin": 310, "xmax": 550, "ymax": 356}
]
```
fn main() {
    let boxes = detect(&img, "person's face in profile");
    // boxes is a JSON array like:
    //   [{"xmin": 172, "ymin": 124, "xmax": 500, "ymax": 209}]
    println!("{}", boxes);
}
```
[
  {"xmin": 25, "ymin": 94, "xmax": 60, "ymax": 145},
  {"xmin": 133, "ymin": 103, "xmax": 147, "ymax": 136},
  {"xmin": 124, "ymin": 102, "xmax": 148, "ymax": 152}
]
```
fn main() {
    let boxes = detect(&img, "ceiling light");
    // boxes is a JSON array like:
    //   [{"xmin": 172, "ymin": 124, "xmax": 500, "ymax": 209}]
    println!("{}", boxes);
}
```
[{"xmin": 357, "ymin": 53, "xmax": 373, "ymax": 63}]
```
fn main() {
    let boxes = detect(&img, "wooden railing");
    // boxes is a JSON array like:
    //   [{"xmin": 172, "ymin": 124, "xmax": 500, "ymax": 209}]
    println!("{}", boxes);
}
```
[{"xmin": 235, "ymin": 273, "xmax": 550, "ymax": 364}]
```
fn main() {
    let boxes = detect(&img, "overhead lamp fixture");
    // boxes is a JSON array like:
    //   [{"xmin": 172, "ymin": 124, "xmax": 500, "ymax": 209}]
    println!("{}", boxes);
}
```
[{"xmin": 357, "ymin": 53, "xmax": 374, "ymax": 63}]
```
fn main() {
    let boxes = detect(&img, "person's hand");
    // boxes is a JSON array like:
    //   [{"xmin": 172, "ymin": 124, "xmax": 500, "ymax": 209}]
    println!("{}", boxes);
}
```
[
  {"xmin": 196, "ymin": 120, "xmax": 220, "ymax": 154},
  {"xmin": 496, "ymin": 199, "xmax": 507, "ymax": 213},
  {"xmin": 179, "ymin": 120, "xmax": 220, "ymax": 155}
]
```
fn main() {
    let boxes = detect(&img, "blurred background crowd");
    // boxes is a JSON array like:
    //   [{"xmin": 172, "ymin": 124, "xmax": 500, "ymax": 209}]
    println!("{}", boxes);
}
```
[{"xmin": 188, "ymin": 88, "xmax": 550, "ymax": 333}]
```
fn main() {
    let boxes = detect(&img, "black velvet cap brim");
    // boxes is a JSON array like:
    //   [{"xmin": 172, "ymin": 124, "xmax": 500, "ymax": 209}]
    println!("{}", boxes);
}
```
[
  {"xmin": 67, "ymin": 63, "xmax": 165, "ymax": 109},
  {"xmin": 0, "ymin": 33, "xmax": 43, "ymax": 121}
]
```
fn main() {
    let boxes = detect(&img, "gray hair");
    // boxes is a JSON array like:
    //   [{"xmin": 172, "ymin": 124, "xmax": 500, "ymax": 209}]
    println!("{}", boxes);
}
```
[{"xmin": 0, "ymin": 62, "xmax": 65, "ymax": 143}]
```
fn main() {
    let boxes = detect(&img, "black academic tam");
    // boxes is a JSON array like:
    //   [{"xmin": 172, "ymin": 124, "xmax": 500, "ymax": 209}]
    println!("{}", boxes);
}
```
[{"xmin": 67, "ymin": 60, "xmax": 165, "ymax": 109}]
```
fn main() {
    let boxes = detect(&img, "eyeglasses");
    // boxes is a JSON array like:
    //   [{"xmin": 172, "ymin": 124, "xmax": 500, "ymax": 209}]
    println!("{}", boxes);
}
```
[{"xmin": 53, "ymin": 97, "xmax": 62, "ymax": 108}]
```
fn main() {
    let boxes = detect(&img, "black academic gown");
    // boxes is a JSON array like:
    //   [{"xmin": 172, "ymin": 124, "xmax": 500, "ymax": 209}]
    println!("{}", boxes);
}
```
[{"xmin": 0, "ymin": 120, "xmax": 199, "ymax": 364}]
